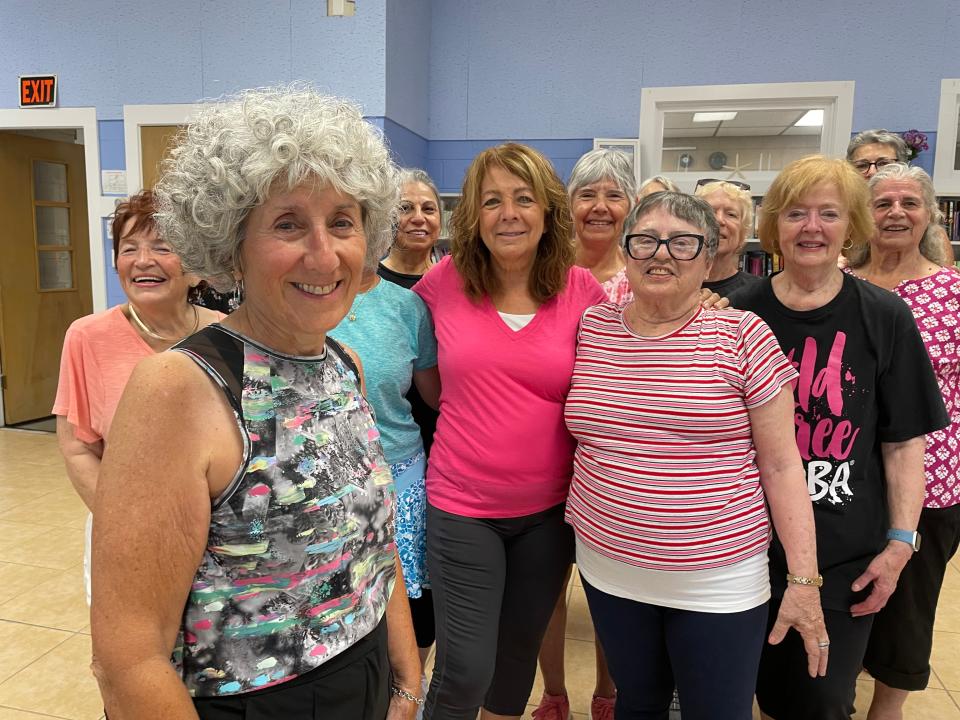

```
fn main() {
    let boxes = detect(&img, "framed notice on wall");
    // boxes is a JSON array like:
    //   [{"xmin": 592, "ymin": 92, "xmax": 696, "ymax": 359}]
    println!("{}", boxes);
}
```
[{"xmin": 592, "ymin": 138, "xmax": 641, "ymax": 187}]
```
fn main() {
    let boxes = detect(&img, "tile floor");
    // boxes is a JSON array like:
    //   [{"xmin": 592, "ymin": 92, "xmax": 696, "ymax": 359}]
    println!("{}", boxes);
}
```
[{"xmin": 0, "ymin": 426, "xmax": 958, "ymax": 719}]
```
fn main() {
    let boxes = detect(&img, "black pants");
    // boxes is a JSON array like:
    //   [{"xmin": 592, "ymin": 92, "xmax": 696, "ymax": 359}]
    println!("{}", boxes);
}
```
[
  {"xmin": 583, "ymin": 577, "xmax": 767, "ymax": 720},
  {"xmin": 192, "ymin": 620, "xmax": 389, "ymax": 719},
  {"xmin": 756, "ymin": 600, "xmax": 873, "ymax": 720},
  {"xmin": 424, "ymin": 502, "xmax": 573, "ymax": 719}
]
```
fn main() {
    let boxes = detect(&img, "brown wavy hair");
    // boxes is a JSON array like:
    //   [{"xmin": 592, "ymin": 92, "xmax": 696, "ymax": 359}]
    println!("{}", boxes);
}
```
[
  {"xmin": 758, "ymin": 155, "xmax": 874, "ymax": 257},
  {"xmin": 110, "ymin": 189, "xmax": 158, "ymax": 263},
  {"xmin": 451, "ymin": 143, "xmax": 574, "ymax": 302}
]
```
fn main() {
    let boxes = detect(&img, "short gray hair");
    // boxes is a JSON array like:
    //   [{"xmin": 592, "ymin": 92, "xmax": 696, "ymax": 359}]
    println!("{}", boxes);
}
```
[
  {"xmin": 155, "ymin": 84, "xmax": 400, "ymax": 288},
  {"xmin": 846, "ymin": 129, "xmax": 909, "ymax": 163},
  {"xmin": 850, "ymin": 163, "xmax": 947, "ymax": 266},
  {"xmin": 398, "ymin": 168, "xmax": 440, "ymax": 205},
  {"xmin": 568, "ymin": 149, "xmax": 637, "ymax": 200},
  {"xmin": 623, "ymin": 191, "xmax": 720, "ymax": 259},
  {"xmin": 638, "ymin": 175, "xmax": 680, "ymax": 195}
]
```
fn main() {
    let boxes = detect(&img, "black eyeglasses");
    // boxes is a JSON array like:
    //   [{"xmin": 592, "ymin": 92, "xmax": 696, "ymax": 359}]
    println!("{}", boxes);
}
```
[
  {"xmin": 624, "ymin": 233, "xmax": 705, "ymax": 261},
  {"xmin": 695, "ymin": 178, "xmax": 751, "ymax": 192},
  {"xmin": 850, "ymin": 158, "xmax": 897, "ymax": 174}
]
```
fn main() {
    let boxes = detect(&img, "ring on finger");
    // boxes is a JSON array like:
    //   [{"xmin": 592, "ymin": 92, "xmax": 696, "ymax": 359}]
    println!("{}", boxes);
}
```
[{"xmin": 817, "ymin": 641, "xmax": 830, "ymax": 648}]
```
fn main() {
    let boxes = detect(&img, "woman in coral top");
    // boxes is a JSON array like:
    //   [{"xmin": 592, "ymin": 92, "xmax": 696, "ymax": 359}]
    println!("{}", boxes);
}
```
[
  {"xmin": 413, "ymin": 143, "xmax": 607, "ymax": 720},
  {"xmin": 53, "ymin": 190, "xmax": 222, "ymax": 603}
]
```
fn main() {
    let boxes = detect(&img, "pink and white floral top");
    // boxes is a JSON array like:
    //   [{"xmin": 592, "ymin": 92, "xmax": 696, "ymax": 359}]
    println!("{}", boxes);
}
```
[
  {"xmin": 601, "ymin": 267, "xmax": 633, "ymax": 305},
  {"xmin": 895, "ymin": 268, "xmax": 960, "ymax": 508}
]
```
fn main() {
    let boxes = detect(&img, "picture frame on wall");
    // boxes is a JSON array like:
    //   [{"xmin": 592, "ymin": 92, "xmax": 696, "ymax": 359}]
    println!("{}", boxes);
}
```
[{"xmin": 592, "ymin": 138, "xmax": 642, "ymax": 186}]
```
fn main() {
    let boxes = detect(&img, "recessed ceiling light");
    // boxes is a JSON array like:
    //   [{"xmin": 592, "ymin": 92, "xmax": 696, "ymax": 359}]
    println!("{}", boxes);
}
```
[
  {"xmin": 795, "ymin": 109, "xmax": 824, "ymax": 127},
  {"xmin": 693, "ymin": 112, "xmax": 738, "ymax": 122}
]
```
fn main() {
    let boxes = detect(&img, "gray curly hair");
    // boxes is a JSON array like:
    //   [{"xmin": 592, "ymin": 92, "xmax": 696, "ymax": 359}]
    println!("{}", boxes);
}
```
[
  {"xmin": 155, "ymin": 84, "xmax": 400, "ymax": 288},
  {"xmin": 848, "ymin": 163, "xmax": 948, "ymax": 267}
]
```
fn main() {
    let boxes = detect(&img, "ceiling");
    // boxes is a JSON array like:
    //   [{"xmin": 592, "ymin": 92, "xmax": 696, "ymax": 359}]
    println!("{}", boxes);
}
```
[{"xmin": 663, "ymin": 110, "xmax": 821, "ymax": 138}]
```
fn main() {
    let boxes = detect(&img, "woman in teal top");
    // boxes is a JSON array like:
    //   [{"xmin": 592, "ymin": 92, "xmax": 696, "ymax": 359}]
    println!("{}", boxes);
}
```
[{"xmin": 331, "ymin": 264, "xmax": 440, "ymax": 674}]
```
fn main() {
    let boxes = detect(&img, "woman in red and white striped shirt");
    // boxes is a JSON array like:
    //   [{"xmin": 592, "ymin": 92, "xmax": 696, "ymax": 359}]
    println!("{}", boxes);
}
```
[{"xmin": 564, "ymin": 191, "xmax": 826, "ymax": 720}]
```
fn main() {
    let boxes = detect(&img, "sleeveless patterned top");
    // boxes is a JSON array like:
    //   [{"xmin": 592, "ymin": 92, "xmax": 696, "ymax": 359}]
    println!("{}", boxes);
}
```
[{"xmin": 172, "ymin": 325, "xmax": 396, "ymax": 697}]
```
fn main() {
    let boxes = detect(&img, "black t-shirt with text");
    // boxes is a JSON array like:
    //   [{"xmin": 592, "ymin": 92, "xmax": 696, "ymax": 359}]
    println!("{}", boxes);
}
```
[{"xmin": 730, "ymin": 274, "xmax": 947, "ymax": 610}]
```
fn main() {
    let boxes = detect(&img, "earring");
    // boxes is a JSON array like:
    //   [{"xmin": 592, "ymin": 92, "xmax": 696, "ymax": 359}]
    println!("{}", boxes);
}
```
[
  {"xmin": 841, "ymin": 238, "xmax": 853, "ymax": 251},
  {"xmin": 232, "ymin": 278, "xmax": 245, "ymax": 310}
]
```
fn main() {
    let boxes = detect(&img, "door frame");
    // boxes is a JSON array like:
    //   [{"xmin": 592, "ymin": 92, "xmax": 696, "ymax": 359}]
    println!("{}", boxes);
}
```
[
  {"xmin": 123, "ymin": 103, "xmax": 202, "ymax": 196},
  {"xmin": 0, "ymin": 107, "xmax": 103, "ymax": 428}
]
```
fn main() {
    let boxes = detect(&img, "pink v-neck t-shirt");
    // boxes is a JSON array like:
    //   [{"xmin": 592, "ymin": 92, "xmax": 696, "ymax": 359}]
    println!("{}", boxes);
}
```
[{"xmin": 414, "ymin": 256, "xmax": 607, "ymax": 518}]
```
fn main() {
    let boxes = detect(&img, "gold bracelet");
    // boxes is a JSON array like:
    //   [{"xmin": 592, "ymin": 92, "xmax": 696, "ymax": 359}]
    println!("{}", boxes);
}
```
[
  {"xmin": 786, "ymin": 572, "xmax": 823, "ymax": 588},
  {"xmin": 391, "ymin": 684, "xmax": 425, "ymax": 707}
]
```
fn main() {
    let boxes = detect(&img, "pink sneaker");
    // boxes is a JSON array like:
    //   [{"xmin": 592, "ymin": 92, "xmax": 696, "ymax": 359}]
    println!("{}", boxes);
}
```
[
  {"xmin": 531, "ymin": 692, "xmax": 571, "ymax": 720},
  {"xmin": 590, "ymin": 694, "xmax": 616, "ymax": 720}
]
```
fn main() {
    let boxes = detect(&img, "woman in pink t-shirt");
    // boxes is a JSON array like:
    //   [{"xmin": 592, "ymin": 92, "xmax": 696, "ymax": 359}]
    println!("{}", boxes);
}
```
[
  {"xmin": 53, "ymin": 190, "xmax": 221, "ymax": 602},
  {"xmin": 413, "ymin": 144, "xmax": 606, "ymax": 720},
  {"xmin": 847, "ymin": 163, "xmax": 960, "ymax": 719}
]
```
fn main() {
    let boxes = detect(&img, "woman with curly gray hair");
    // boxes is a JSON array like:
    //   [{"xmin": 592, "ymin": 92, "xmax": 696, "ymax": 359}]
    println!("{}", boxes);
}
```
[{"xmin": 90, "ymin": 85, "xmax": 422, "ymax": 720}]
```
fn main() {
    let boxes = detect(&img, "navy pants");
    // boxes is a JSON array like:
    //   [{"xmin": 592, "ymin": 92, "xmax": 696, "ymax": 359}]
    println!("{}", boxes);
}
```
[{"xmin": 583, "ymin": 576, "xmax": 767, "ymax": 720}]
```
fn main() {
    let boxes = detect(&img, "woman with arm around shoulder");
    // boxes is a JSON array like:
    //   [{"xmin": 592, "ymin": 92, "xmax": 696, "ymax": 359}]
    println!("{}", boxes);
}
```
[
  {"xmin": 846, "ymin": 163, "xmax": 960, "ymax": 720},
  {"xmin": 53, "ymin": 189, "xmax": 221, "ymax": 604},
  {"xmin": 727, "ymin": 156, "xmax": 948, "ymax": 720},
  {"xmin": 413, "ymin": 143, "xmax": 606, "ymax": 720},
  {"xmin": 91, "ymin": 86, "xmax": 420, "ymax": 719},
  {"xmin": 564, "ymin": 191, "xmax": 826, "ymax": 720}
]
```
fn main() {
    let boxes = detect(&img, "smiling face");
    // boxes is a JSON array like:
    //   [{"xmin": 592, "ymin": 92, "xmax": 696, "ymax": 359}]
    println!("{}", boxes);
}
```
[
  {"xmin": 850, "ymin": 143, "xmax": 900, "ymax": 179},
  {"xmin": 571, "ymin": 178, "xmax": 631, "ymax": 250},
  {"xmin": 237, "ymin": 181, "xmax": 366, "ymax": 354},
  {"xmin": 776, "ymin": 182, "xmax": 850, "ymax": 273},
  {"xmin": 116, "ymin": 219, "xmax": 194, "ymax": 308},
  {"xmin": 624, "ymin": 206, "xmax": 712, "ymax": 306},
  {"xmin": 478, "ymin": 164, "xmax": 545, "ymax": 273},
  {"xmin": 871, "ymin": 178, "xmax": 930, "ymax": 253},
  {"xmin": 702, "ymin": 188, "xmax": 746, "ymax": 259},
  {"xmin": 396, "ymin": 181, "xmax": 441, "ymax": 252}
]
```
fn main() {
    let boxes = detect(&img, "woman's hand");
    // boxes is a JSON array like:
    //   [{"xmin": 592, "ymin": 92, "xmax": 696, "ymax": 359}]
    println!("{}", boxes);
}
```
[
  {"xmin": 769, "ymin": 584, "xmax": 828, "ymax": 678},
  {"xmin": 698, "ymin": 287, "xmax": 730, "ymax": 309}
]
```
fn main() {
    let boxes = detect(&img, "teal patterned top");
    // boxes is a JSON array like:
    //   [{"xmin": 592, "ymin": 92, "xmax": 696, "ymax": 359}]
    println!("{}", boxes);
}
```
[{"xmin": 172, "ymin": 325, "xmax": 396, "ymax": 697}]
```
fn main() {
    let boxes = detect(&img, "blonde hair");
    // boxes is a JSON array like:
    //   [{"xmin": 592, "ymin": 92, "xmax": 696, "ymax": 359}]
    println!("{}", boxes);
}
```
[
  {"xmin": 694, "ymin": 181, "xmax": 754, "ymax": 253},
  {"xmin": 758, "ymin": 155, "xmax": 874, "ymax": 257},
  {"xmin": 451, "ymin": 143, "xmax": 574, "ymax": 302}
]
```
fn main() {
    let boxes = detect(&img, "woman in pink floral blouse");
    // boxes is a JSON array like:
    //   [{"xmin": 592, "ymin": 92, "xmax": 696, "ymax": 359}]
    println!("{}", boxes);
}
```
[{"xmin": 849, "ymin": 162, "xmax": 960, "ymax": 720}]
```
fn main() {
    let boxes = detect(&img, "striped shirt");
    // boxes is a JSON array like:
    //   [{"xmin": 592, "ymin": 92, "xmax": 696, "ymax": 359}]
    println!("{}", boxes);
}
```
[{"xmin": 564, "ymin": 303, "xmax": 797, "ymax": 572}]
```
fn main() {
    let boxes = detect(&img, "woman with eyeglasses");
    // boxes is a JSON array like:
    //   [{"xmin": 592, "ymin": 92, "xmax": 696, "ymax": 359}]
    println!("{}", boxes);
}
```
[
  {"xmin": 847, "ymin": 129, "xmax": 954, "ymax": 266},
  {"xmin": 728, "ymin": 156, "xmax": 947, "ymax": 720},
  {"xmin": 564, "ymin": 191, "xmax": 826, "ymax": 720}
]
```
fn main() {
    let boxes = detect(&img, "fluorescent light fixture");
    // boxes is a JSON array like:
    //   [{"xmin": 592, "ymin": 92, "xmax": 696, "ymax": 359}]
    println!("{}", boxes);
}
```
[
  {"xmin": 693, "ymin": 112, "xmax": 737, "ymax": 122},
  {"xmin": 795, "ymin": 109, "xmax": 823, "ymax": 127}
]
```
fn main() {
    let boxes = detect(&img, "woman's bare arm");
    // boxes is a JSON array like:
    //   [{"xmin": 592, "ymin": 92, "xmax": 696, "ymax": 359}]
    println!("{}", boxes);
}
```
[
  {"xmin": 56, "ymin": 416, "xmax": 103, "ymax": 510},
  {"xmin": 413, "ymin": 366, "xmax": 440, "ymax": 411},
  {"xmin": 750, "ymin": 387, "xmax": 828, "ymax": 678},
  {"xmin": 91, "ymin": 351, "xmax": 241, "ymax": 719}
]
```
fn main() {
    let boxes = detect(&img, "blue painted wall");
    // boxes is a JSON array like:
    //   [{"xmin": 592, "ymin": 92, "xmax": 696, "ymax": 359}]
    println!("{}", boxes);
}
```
[
  {"xmin": 0, "ymin": 0, "xmax": 388, "ymax": 118},
  {"xmin": 428, "ymin": 0, "xmax": 959, "ymax": 140}
]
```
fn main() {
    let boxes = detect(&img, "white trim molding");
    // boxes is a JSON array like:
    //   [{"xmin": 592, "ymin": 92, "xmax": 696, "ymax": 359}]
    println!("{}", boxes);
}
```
[
  {"xmin": 933, "ymin": 79, "xmax": 960, "ymax": 195},
  {"xmin": 639, "ymin": 81, "xmax": 855, "ymax": 195},
  {"xmin": 0, "ymin": 107, "xmax": 106, "ymax": 312},
  {"xmin": 122, "ymin": 103, "xmax": 203, "ymax": 196}
]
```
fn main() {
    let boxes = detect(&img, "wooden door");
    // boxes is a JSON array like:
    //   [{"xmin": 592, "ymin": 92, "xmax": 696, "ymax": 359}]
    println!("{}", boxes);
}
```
[
  {"xmin": 140, "ymin": 124, "xmax": 184, "ymax": 190},
  {"xmin": 0, "ymin": 132, "xmax": 91, "ymax": 424}
]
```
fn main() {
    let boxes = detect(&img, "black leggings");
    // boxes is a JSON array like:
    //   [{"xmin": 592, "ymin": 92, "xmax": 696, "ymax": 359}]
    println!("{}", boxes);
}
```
[
  {"xmin": 424, "ymin": 502, "xmax": 573, "ymax": 719},
  {"xmin": 409, "ymin": 589, "xmax": 435, "ymax": 649}
]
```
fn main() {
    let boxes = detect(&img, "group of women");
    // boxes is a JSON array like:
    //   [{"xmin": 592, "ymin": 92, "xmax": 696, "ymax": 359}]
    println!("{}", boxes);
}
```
[{"xmin": 51, "ymin": 83, "xmax": 957, "ymax": 720}]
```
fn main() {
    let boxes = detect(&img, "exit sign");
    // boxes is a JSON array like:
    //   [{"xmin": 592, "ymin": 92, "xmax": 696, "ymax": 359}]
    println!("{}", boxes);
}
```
[{"xmin": 19, "ymin": 75, "xmax": 57, "ymax": 107}]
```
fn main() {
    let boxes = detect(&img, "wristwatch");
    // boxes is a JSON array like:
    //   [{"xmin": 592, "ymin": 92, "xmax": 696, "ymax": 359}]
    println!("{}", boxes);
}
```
[{"xmin": 887, "ymin": 528, "xmax": 921, "ymax": 552}]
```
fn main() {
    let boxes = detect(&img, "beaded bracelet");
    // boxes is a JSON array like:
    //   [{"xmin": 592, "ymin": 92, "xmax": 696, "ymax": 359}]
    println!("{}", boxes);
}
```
[{"xmin": 391, "ymin": 684, "xmax": 425, "ymax": 707}]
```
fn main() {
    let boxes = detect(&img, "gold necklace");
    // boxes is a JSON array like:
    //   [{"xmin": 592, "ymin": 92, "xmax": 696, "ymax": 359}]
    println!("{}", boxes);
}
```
[
  {"xmin": 128, "ymin": 302, "xmax": 199, "ymax": 342},
  {"xmin": 348, "ymin": 292, "xmax": 368, "ymax": 322}
]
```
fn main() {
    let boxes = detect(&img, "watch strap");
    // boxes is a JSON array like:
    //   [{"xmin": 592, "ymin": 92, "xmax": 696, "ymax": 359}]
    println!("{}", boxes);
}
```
[{"xmin": 886, "ymin": 528, "xmax": 920, "ymax": 551}]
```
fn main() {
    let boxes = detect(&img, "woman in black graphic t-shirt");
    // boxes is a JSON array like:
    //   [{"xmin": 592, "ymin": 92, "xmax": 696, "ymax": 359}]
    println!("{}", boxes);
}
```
[{"xmin": 729, "ymin": 156, "xmax": 947, "ymax": 720}]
